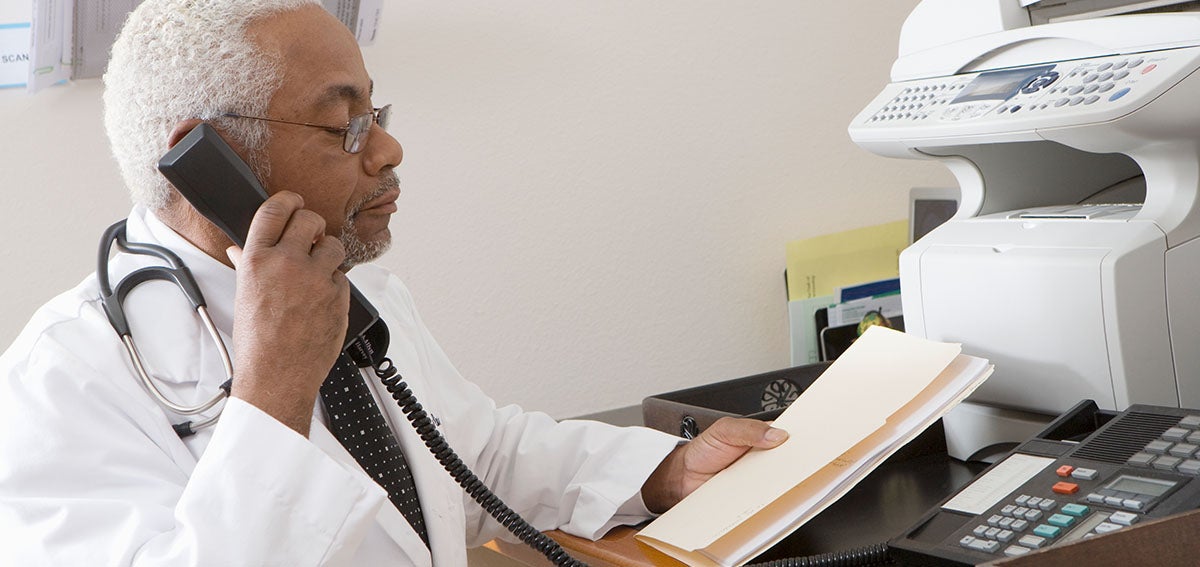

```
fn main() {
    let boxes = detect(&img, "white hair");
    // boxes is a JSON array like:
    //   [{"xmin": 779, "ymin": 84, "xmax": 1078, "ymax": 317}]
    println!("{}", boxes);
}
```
[{"xmin": 103, "ymin": 0, "xmax": 320, "ymax": 210}]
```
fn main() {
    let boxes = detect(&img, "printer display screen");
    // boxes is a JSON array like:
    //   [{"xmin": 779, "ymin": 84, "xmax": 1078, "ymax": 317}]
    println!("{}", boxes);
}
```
[{"xmin": 952, "ymin": 65, "xmax": 1055, "ymax": 104}]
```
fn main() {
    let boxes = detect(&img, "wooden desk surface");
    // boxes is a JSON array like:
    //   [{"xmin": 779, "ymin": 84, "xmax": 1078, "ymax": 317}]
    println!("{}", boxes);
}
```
[{"xmin": 485, "ymin": 526, "xmax": 673, "ymax": 567}]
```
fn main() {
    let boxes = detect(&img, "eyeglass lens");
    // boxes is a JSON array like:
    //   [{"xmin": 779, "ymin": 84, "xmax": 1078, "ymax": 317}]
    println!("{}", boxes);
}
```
[{"xmin": 345, "ymin": 105, "xmax": 392, "ymax": 154}]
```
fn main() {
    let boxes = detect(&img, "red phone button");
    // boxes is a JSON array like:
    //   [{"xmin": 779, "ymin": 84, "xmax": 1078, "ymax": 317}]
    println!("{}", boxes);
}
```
[
  {"xmin": 1053, "ymin": 482, "xmax": 1080, "ymax": 495},
  {"xmin": 1143, "ymin": 64, "xmax": 1158, "ymax": 74},
  {"xmin": 1057, "ymin": 465, "xmax": 1075, "ymax": 477}
]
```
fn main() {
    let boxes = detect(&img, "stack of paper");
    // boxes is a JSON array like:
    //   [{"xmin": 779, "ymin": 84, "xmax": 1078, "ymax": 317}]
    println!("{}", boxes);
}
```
[
  {"xmin": 784, "ymin": 220, "xmax": 907, "ymax": 302},
  {"xmin": 825, "ymin": 278, "xmax": 901, "ymax": 327},
  {"xmin": 785, "ymin": 220, "xmax": 908, "ymax": 365},
  {"xmin": 637, "ymin": 326, "xmax": 992, "ymax": 567}
]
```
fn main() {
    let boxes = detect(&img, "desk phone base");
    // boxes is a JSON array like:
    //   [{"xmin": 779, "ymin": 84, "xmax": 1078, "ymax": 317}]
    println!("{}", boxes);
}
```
[{"xmin": 890, "ymin": 402, "xmax": 1200, "ymax": 566}]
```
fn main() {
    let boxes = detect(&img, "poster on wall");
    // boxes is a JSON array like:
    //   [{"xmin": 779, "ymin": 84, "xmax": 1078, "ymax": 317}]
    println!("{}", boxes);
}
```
[
  {"xmin": 0, "ymin": 2, "xmax": 32, "ymax": 89},
  {"xmin": 0, "ymin": 23, "xmax": 31, "ymax": 88},
  {"xmin": 23, "ymin": 0, "xmax": 382, "ymax": 94}
]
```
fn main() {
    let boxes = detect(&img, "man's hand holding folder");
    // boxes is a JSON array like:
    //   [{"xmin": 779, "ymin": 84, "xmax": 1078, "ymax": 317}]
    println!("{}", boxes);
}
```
[{"xmin": 637, "ymin": 326, "xmax": 993, "ymax": 567}]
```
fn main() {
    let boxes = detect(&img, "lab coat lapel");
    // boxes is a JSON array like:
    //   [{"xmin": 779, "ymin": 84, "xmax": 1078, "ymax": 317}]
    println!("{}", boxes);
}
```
[{"xmin": 308, "ymin": 421, "xmax": 434, "ymax": 567}]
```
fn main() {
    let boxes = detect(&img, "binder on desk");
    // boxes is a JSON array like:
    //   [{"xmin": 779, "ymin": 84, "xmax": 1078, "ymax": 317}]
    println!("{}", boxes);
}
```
[{"xmin": 636, "ymin": 327, "xmax": 993, "ymax": 567}]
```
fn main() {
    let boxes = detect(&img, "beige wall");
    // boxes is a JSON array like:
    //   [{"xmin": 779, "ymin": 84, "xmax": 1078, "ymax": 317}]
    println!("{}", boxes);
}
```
[{"xmin": 0, "ymin": 0, "xmax": 952, "ymax": 419}]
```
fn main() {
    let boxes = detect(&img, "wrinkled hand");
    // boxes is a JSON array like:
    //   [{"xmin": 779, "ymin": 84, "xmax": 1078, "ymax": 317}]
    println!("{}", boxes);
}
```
[
  {"xmin": 641, "ymin": 417, "xmax": 789, "ymax": 513},
  {"xmin": 227, "ymin": 191, "xmax": 350, "ymax": 436}
]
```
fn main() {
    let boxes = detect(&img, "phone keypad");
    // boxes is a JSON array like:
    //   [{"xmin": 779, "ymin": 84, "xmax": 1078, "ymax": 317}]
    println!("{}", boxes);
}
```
[
  {"xmin": 960, "ymin": 492, "xmax": 1058, "ymax": 554},
  {"xmin": 1126, "ymin": 414, "xmax": 1200, "ymax": 476}
]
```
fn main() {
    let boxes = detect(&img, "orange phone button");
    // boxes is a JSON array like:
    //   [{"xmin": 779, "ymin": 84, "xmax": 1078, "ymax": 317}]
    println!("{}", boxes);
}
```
[
  {"xmin": 1053, "ymin": 482, "xmax": 1080, "ymax": 495},
  {"xmin": 1057, "ymin": 465, "xmax": 1075, "ymax": 477}
]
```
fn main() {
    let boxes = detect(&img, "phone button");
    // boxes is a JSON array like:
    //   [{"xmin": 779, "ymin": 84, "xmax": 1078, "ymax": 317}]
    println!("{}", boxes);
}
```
[
  {"xmin": 1052, "ymin": 481, "xmax": 1079, "ymax": 495},
  {"xmin": 1108, "ymin": 511, "xmax": 1139, "ymax": 526}
]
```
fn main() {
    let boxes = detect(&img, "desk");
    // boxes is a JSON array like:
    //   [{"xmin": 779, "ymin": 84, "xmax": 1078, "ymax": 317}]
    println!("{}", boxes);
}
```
[
  {"xmin": 488, "ymin": 440, "xmax": 986, "ymax": 566},
  {"xmin": 485, "ymin": 526, "xmax": 655, "ymax": 567}
]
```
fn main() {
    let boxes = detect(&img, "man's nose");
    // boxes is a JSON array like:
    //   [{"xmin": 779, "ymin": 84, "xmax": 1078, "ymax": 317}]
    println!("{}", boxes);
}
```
[{"xmin": 362, "ymin": 125, "xmax": 403, "ymax": 175}]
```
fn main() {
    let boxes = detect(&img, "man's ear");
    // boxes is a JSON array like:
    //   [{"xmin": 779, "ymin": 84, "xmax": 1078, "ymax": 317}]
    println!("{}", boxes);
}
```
[{"xmin": 166, "ymin": 119, "xmax": 205, "ymax": 149}]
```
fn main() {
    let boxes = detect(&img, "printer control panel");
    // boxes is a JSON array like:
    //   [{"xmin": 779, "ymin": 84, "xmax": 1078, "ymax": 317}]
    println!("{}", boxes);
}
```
[{"xmin": 853, "ymin": 46, "xmax": 1200, "ymax": 134}]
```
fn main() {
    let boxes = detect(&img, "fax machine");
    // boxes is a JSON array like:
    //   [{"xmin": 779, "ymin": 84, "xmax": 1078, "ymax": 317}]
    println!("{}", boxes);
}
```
[{"xmin": 848, "ymin": 0, "xmax": 1200, "ymax": 460}]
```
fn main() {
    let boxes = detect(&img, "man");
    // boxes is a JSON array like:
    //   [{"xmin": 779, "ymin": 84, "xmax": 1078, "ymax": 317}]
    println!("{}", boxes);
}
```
[{"xmin": 0, "ymin": 1, "xmax": 787, "ymax": 565}]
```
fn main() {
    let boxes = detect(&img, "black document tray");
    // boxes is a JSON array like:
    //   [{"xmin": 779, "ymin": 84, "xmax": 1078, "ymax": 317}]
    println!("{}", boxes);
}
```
[{"xmin": 642, "ymin": 362, "xmax": 832, "ymax": 438}]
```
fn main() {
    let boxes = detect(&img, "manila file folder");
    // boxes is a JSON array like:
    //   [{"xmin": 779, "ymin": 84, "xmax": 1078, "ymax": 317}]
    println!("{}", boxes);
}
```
[{"xmin": 636, "ymin": 326, "xmax": 993, "ymax": 566}]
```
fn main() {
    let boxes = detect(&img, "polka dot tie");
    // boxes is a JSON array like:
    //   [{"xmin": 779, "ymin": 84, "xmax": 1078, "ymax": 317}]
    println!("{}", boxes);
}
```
[{"xmin": 320, "ymin": 353, "xmax": 429, "ymax": 546}]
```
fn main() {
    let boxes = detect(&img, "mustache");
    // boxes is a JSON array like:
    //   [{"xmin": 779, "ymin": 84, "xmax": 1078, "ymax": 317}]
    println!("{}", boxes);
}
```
[{"xmin": 351, "ymin": 170, "xmax": 400, "ymax": 215}]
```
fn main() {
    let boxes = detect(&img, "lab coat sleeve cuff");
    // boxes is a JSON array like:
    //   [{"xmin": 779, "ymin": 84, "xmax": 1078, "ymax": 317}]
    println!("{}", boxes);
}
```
[
  {"xmin": 186, "ymin": 397, "xmax": 385, "ymax": 565},
  {"xmin": 565, "ymin": 427, "xmax": 682, "ymax": 540},
  {"xmin": 611, "ymin": 437, "xmax": 688, "ymax": 520}
]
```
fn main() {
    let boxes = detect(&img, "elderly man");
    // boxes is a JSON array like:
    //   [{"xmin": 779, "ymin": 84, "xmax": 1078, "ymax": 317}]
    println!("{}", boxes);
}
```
[{"xmin": 0, "ymin": 1, "xmax": 787, "ymax": 565}]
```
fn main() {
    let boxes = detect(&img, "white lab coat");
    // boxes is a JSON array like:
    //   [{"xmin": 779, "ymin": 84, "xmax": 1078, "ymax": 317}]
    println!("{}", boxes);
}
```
[{"xmin": 0, "ymin": 207, "xmax": 679, "ymax": 566}]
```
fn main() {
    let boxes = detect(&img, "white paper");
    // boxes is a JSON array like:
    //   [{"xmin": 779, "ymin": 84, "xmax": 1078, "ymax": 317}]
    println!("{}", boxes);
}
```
[
  {"xmin": 788, "ymin": 295, "xmax": 834, "ymax": 366},
  {"xmin": 942, "ymin": 453, "xmax": 1056, "ymax": 515},
  {"xmin": 0, "ymin": 22, "xmax": 31, "ymax": 88},
  {"xmin": 353, "ymin": 0, "xmax": 382, "ymax": 46},
  {"xmin": 2, "ymin": 0, "xmax": 32, "ymax": 89},
  {"xmin": 71, "ymin": 0, "xmax": 143, "ymax": 79},
  {"xmin": 321, "ymin": 0, "xmax": 381, "ymax": 45},
  {"xmin": 28, "ymin": 0, "xmax": 71, "ymax": 93}
]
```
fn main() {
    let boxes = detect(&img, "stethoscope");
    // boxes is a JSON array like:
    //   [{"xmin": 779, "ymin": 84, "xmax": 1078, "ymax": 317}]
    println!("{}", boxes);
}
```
[{"xmin": 98, "ymin": 220, "xmax": 233, "ymax": 437}]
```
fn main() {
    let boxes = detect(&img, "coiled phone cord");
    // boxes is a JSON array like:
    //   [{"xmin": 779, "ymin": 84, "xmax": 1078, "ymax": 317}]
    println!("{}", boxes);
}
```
[
  {"xmin": 745, "ymin": 542, "xmax": 893, "ymax": 567},
  {"xmin": 364, "ymin": 355, "xmax": 587, "ymax": 567}
]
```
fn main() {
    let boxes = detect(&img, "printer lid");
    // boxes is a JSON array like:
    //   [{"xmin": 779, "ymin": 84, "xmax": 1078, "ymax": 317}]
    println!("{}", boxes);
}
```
[
  {"xmin": 895, "ymin": 0, "xmax": 1200, "ymax": 81},
  {"xmin": 1027, "ymin": 0, "xmax": 1200, "ymax": 25}
]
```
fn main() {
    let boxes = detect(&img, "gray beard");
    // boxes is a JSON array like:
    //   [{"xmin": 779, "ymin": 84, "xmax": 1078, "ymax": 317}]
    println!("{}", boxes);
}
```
[
  {"xmin": 339, "ymin": 213, "xmax": 392, "ymax": 267},
  {"xmin": 339, "ymin": 171, "xmax": 398, "ymax": 268}
]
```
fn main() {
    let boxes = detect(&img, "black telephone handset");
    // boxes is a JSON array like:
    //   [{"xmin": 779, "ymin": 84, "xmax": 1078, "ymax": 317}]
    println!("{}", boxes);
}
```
[
  {"xmin": 157, "ymin": 123, "xmax": 382, "ymax": 358},
  {"xmin": 157, "ymin": 123, "xmax": 584, "ymax": 566}
]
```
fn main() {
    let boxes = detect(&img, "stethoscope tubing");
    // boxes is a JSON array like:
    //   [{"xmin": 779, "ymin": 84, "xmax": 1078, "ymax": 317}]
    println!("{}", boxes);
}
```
[{"xmin": 99, "ymin": 220, "xmax": 232, "ymax": 434}]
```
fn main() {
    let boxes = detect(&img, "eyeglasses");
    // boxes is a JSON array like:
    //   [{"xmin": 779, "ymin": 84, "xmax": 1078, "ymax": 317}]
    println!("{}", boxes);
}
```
[{"xmin": 221, "ymin": 104, "xmax": 391, "ymax": 154}]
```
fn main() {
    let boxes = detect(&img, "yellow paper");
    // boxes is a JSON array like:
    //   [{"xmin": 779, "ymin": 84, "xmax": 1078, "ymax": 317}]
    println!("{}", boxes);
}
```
[{"xmin": 786, "ymin": 220, "xmax": 908, "ymax": 300}]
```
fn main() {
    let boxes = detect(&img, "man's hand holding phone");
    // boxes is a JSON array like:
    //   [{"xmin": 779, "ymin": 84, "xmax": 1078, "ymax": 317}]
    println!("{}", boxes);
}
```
[{"xmin": 226, "ymin": 191, "xmax": 350, "ymax": 436}]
